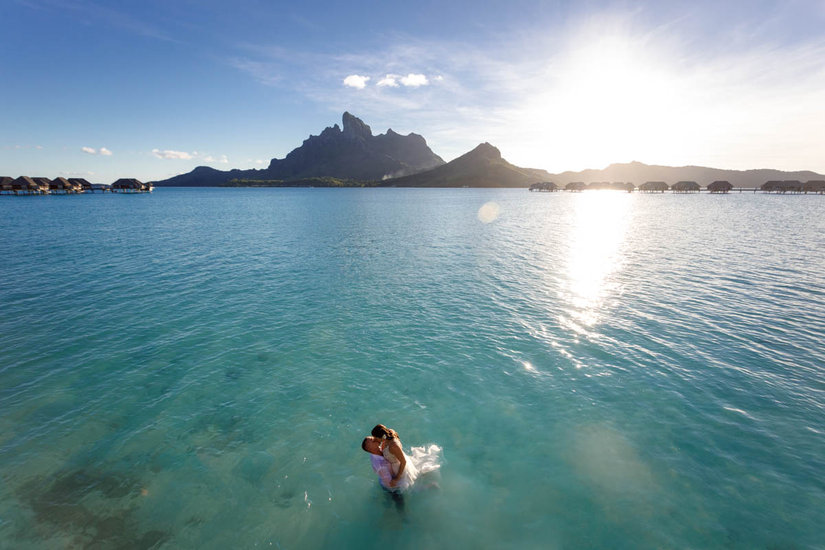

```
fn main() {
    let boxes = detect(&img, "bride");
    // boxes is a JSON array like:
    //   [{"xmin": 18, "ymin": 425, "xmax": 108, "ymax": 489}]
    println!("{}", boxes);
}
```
[{"xmin": 370, "ymin": 424, "xmax": 417, "ymax": 490}]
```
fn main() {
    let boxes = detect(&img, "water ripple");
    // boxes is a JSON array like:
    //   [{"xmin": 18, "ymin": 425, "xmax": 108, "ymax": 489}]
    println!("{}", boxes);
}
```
[{"xmin": 1, "ymin": 189, "xmax": 824, "ymax": 548}]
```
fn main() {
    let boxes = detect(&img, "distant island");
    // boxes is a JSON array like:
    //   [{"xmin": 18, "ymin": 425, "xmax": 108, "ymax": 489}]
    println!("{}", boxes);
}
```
[
  {"xmin": 151, "ymin": 112, "xmax": 825, "ymax": 189},
  {"xmin": 153, "ymin": 112, "xmax": 445, "ymax": 188}
]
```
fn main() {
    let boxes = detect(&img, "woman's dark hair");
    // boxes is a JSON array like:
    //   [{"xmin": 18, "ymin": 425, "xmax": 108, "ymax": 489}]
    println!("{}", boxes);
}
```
[{"xmin": 371, "ymin": 424, "xmax": 399, "ymax": 440}]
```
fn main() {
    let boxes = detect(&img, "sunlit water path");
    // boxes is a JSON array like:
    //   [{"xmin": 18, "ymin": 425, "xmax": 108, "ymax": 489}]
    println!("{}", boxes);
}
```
[{"xmin": 1, "ymin": 188, "xmax": 823, "ymax": 548}]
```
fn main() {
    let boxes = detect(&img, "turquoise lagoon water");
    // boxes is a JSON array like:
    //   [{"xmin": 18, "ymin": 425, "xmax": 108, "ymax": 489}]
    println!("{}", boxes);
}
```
[{"xmin": 1, "ymin": 188, "xmax": 824, "ymax": 549}]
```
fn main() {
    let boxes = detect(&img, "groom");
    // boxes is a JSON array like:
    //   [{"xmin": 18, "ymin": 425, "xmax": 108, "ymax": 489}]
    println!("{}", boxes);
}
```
[{"xmin": 361, "ymin": 436, "xmax": 393, "ymax": 489}]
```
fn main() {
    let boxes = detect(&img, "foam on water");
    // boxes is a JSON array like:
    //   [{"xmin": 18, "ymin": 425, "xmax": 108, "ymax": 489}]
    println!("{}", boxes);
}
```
[{"xmin": 1, "ymin": 189, "xmax": 824, "ymax": 548}]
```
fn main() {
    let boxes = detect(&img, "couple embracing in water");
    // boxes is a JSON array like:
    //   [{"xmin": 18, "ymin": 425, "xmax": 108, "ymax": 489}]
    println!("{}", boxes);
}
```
[{"xmin": 362, "ymin": 424, "xmax": 442, "ymax": 493}]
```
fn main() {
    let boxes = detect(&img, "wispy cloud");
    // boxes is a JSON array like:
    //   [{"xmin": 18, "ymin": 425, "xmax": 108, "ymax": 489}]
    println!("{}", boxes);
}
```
[
  {"xmin": 5, "ymin": 144, "xmax": 44, "ymax": 150},
  {"xmin": 151, "ymin": 149, "xmax": 230, "ymax": 165},
  {"xmin": 226, "ymin": 58, "xmax": 283, "ymax": 86},
  {"xmin": 203, "ymin": 154, "xmax": 229, "ymax": 164},
  {"xmin": 227, "ymin": 8, "xmax": 825, "ymax": 172},
  {"xmin": 376, "ymin": 75, "xmax": 400, "ymax": 88},
  {"xmin": 16, "ymin": 0, "xmax": 179, "ymax": 42},
  {"xmin": 152, "ymin": 149, "xmax": 195, "ymax": 160},
  {"xmin": 82, "ymin": 146, "xmax": 113, "ymax": 155},
  {"xmin": 374, "ymin": 73, "xmax": 430, "ymax": 88}
]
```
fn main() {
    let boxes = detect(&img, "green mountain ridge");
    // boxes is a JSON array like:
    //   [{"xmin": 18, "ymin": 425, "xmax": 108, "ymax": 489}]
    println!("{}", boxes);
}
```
[{"xmin": 379, "ymin": 142, "xmax": 552, "ymax": 187}]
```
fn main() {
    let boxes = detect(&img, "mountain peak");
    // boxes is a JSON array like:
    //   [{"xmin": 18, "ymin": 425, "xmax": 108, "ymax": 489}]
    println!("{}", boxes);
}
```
[
  {"xmin": 342, "ymin": 112, "xmax": 372, "ymax": 138},
  {"xmin": 379, "ymin": 141, "xmax": 548, "ymax": 188},
  {"xmin": 154, "ymin": 113, "xmax": 444, "ymax": 185},
  {"xmin": 467, "ymin": 142, "xmax": 501, "ymax": 160}
]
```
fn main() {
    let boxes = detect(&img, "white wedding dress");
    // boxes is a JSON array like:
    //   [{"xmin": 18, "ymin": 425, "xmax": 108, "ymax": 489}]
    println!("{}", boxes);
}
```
[{"xmin": 381, "ymin": 441, "xmax": 442, "ymax": 492}]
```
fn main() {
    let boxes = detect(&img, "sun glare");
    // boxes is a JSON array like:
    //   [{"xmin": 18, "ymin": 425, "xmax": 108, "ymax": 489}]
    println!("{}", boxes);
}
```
[
  {"xmin": 510, "ymin": 33, "xmax": 706, "ymax": 171},
  {"xmin": 562, "ymin": 191, "xmax": 633, "ymax": 328}
]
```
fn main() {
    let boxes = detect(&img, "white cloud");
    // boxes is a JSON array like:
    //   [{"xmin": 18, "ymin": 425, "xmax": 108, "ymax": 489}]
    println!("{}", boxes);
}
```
[
  {"xmin": 152, "ymin": 148, "xmax": 194, "ymax": 160},
  {"xmin": 400, "ymin": 73, "xmax": 429, "ymax": 87},
  {"xmin": 82, "ymin": 146, "xmax": 113, "ymax": 155},
  {"xmin": 343, "ymin": 74, "xmax": 370, "ymax": 89},
  {"xmin": 377, "ymin": 74, "xmax": 400, "ymax": 87}
]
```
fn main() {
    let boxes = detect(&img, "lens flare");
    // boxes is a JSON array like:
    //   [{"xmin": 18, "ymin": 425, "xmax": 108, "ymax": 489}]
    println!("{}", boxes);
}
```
[{"xmin": 477, "ymin": 201, "xmax": 501, "ymax": 223}]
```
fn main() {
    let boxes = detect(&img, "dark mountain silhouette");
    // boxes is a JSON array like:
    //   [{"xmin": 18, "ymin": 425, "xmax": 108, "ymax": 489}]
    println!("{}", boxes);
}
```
[
  {"xmin": 379, "ymin": 142, "xmax": 552, "ymax": 187},
  {"xmin": 549, "ymin": 161, "xmax": 825, "ymax": 188},
  {"xmin": 152, "ymin": 114, "xmax": 825, "ymax": 188},
  {"xmin": 153, "ymin": 112, "xmax": 444, "ymax": 186}
]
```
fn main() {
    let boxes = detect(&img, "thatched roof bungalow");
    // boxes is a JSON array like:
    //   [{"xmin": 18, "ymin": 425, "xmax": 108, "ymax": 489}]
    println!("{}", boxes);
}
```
[
  {"xmin": 49, "ymin": 177, "xmax": 82, "ymax": 193},
  {"xmin": 68, "ymin": 178, "xmax": 93, "ymax": 192},
  {"xmin": 708, "ymin": 180, "xmax": 733, "ymax": 193},
  {"xmin": 11, "ymin": 176, "xmax": 49, "ymax": 194},
  {"xmin": 529, "ymin": 181, "xmax": 558, "ymax": 192},
  {"xmin": 671, "ymin": 181, "xmax": 700, "ymax": 193},
  {"xmin": 565, "ymin": 181, "xmax": 586, "ymax": 192},
  {"xmin": 33, "ymin": 177, "xmax": 52, "ymax": 192},
  {"xmin": 111, "ymin": 178, "xmax": 150, "ymax": 193},
  {"xmin": 762, "ymin": 180, "xmax": 803, "ymax": 193},
  {"xmin": 1, "ymin": 176, "xmax": 13, "ymax": 194},
  {"xmin": 803, "ymin": 180, "xmax": 825, "ymax": 194},
  {"xmin": 639, "ymin": 181, "xmax": 668, "ymax": 193},
  {"xmin": 69, "ymin": 177, "xmax": 90, "ymax": 189}
]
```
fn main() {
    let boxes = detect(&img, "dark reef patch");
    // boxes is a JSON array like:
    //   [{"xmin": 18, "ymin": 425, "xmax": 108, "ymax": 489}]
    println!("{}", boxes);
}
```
[{"xmin": 15, "ymin": 466, "xmax": 172, "ymax": 548}]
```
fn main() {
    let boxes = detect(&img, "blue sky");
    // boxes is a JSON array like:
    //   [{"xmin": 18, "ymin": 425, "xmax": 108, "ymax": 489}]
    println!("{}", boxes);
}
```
[{"xmin": 2, "ymin": 0, "xmax": 825, "ymax": 182}]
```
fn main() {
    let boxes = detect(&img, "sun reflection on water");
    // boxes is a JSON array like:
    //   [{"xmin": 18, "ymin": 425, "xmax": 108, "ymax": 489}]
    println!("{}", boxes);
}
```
[{"xmin": 562, "ymin": 192, "xmax": 633, "ymax": 330}]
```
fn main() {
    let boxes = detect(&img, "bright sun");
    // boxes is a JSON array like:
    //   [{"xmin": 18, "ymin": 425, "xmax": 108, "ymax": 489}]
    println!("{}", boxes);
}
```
[{"xmin": 512, "ymin": 34, "xmax": 706, "ymax": 172}]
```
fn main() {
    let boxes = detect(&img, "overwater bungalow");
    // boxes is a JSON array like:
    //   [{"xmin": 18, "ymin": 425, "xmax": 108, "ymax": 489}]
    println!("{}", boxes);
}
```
[
  {"xmin": 68, "ymin": 178, "xmax": 94, "ymax": 192},
  {"xmin": 803, "ymin": 180, "xmax": 825, "ymax": 194},
  {"xmin": 111, "ymin": 178, "xmax": 151, "ymax": 193},
  {"xmin": 671, "ymin": 181, "xmax": 700, "ymax": 193},
  {"xmin": 707, "ymin": 180, "xmax": 733, "ymax": 193},
  {"xmin": 11, "ymin": 176, "xmax": 49, "ymax": 194},
  {"xmin": 565, "ymin": 182, "xmax": 586, "ymax": 192},
  {"xmin": 0, "ymin": 177, "xmax": 13, "ymax": 194},
  {"xmin": 639, "ymin": 181, "xmax": 668, "ymax": 193},
  {"xmin": 33, "ymin": 177, "xmax": 53, "ymax": 192},
  {"xmin": 762, "ymin": 180, "xmax": 803, "ymax": 193},
  {"xmin": 529, "ymin": 181, "xmax": 558, "ymax": 192},
  {"xmin": 49, "ymin": 177, "xmax": 82, "ymax": 194}
]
